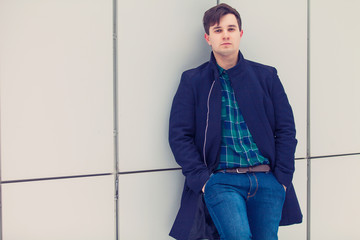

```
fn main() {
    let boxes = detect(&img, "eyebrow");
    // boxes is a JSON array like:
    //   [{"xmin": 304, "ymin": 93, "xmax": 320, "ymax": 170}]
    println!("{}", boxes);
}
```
[{"xmin": 212, "ymin": 24, "xmax": 238, "ymax": 30}]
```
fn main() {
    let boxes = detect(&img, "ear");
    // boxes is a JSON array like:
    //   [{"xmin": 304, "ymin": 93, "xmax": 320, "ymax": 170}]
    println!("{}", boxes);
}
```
[
  {"xmin": 204, "ymin": 33, "xmax": 211, "ymax": 46},
  {"xmin": 240, "ymin": 29, "xmax": 244, "ymax": 38}
]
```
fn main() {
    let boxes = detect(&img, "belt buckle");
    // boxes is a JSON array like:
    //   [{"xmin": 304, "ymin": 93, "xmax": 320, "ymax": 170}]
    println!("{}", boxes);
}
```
[{"xmin": 236, "ymin": 168, "xmax": 246, "ymax": 173}]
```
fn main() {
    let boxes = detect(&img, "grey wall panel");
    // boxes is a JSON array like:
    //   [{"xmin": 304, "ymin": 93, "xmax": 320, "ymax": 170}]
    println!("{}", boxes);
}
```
[
  {"xmin": 117, "ymin": 0, "xmax": 217, "ymax": 172},
  {"xmin": 311, "ymin": 155, "xmax": 360, "ymax": 239},
  {"xmin": 221, "ymin": 0, "xmax": 308, "ymax": 159},
  {"xmin": 2, "ymin": 176, "xmax": 115, "ymax": 240},
  {"xmin": 310, "ymin": 0, "xmax": 360, "ymax": 156},
  {"xmin": 0, "ymin": 0, "xmax": 114, "ymax": 180},
  {"xmin": 278, "ymin": 160, "xmax": 307, "ymax": 239},
  {"xmin": 118, "ymin": 171, "xmax": 184, "ymax": 240}
]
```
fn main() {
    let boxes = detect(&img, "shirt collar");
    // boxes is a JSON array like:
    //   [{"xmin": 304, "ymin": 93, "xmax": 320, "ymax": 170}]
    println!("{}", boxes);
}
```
[
  {"xmin": 210, "ymin": 50, "xmax": 246, "ymax": 78},
  {"xmin": 217, "ymin": 64, "xmax": 226, "ymax": 76}
]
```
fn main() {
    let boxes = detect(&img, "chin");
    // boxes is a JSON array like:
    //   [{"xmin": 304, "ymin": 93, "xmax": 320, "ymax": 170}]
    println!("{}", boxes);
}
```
[{"xmin": 217, "ymin": 49, "xmax": 237, "ymax": 56}]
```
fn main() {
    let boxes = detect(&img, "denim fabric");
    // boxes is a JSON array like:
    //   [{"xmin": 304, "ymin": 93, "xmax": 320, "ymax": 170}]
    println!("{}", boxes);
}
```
[{"xmin": 204, "ymin": 172, "xmax": 286, "ymax": 240}]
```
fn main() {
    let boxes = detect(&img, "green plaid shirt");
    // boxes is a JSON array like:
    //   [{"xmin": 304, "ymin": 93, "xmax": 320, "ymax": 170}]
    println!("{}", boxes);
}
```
[{"xmin": 216, "ymin": 65, "xmax": 269, "ymax": 170}]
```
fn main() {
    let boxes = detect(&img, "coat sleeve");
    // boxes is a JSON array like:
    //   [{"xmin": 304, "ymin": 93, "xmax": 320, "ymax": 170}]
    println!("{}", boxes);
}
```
[
  {"xmin": 270, "ymin": 69, "xmax": 297, "ymax": 188},
  {"xmin": 169, "ymin": 72, "xmax": 210, "ymax": 193}
]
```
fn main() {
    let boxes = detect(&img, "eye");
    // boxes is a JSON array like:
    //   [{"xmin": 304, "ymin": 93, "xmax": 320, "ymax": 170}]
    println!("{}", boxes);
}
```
[
  {"xmin": 228, "ymin": 28, "xmax": 236, "ymax": 32},
  {"xmin": 214, "ymin": 29, "xmax": 222, "ymax": 33}
]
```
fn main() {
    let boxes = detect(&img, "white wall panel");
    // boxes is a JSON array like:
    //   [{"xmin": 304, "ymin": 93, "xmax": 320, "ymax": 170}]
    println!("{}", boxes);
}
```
[
  {"xmin": 117, "ymin": 0, "xmax": 216, "ymax": 172},
  {"xmin": 278, "ymin": 160, "xmax": 307, "ymax": 240},
  {"xmin": 310, "ymin": 0, "xmax": 360, "ymax": 156},
  {"xmin": 311, "ymin": 155, "xmax": 360, "ymax": 239},
  {"xmin": 0, "ymin": 0, "xmax": 113, "ymax": 180},
  {"xmin": 221, "ymin": 0, "xmax": 308, "ymax": 159},
  {"xmin": 118, "ymin": 170, "xmax": 184, "ymax": 240},
  {"xmin": 2, "ymin": 175, "xmax": 115, "ymax": 240}
]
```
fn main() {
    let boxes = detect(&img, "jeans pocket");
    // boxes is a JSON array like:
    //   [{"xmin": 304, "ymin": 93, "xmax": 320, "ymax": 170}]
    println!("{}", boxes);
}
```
[
  {"xmin": 203, "ymin": 173, "xmax": 217, "ymax": 196},
  {"xmin": 276, "ymin": 180, "xmax": 287, "ymax": 200},
  {"xmin": 266, "ymin": 172, "xmax": 286, "ymax": 195}
]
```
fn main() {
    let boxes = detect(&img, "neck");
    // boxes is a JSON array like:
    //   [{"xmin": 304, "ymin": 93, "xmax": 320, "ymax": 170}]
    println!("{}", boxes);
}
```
[{"xmin": 213, "ymin": 52, "xmax": 239, "ymax": 70}]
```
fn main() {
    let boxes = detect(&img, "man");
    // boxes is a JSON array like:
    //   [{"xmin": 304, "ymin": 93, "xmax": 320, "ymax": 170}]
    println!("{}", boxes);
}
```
[{"xmin": 169, "ymin": 3, "xmax": 302, "ymax": 240}]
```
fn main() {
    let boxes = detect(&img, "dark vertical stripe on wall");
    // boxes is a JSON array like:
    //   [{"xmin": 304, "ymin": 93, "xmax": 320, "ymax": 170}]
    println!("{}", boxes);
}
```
[
  {"xmin": 306, "ymin": 0, "xmax": 311, "ymax": 239},
  {"xmin": 112, "ymin": 0, "xmax": 119, "ymax": 239}
]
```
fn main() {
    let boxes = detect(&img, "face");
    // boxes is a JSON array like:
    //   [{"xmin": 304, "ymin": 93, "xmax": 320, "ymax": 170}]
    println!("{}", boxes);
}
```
[{"xmin": 204, "ymin": 14, "xmax": 243, "ymax": 58}]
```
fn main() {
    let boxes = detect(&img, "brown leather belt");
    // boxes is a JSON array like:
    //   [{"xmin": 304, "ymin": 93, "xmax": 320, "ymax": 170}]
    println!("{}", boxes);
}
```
[{"xmin": 215, "ymin": 164, "xmax": 271, "ymax": 174}]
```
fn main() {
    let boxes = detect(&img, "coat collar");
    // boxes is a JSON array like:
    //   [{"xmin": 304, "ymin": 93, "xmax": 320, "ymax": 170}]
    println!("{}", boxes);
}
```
[{"xmin": 208, "ymin": 50, "xmax": 247, "ymax": 77}]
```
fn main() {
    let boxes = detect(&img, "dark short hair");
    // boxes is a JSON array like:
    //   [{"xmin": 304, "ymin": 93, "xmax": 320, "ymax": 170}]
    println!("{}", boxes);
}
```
[{"xmin": 203, "ymin": 3, "xmax": 242, "ymax": 35}]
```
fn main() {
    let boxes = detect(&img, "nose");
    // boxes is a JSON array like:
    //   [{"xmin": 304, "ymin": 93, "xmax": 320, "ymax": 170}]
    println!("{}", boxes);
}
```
[{"xmin": 223, "ymin": 30, "xmax": 230, "ymax": 39}]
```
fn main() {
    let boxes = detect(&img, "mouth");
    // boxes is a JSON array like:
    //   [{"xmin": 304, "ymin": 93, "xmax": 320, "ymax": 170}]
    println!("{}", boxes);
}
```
[{"xmin": 221, "ymin": 43, "xmax": 232, "ymax": 46}]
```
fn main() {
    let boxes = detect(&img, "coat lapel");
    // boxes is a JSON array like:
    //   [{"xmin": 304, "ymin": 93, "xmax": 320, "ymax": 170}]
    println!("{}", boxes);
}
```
[
  {"xmin": 206, "ymin": 71, "xmax": 222, "ymax": 169},
  {"xmin": 229, "ymin": 65, "xmax": 270, "ymax": 152}
]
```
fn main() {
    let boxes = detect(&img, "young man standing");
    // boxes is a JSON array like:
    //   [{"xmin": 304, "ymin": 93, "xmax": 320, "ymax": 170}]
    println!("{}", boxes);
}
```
[{"xmin": 169, "ymin": 4, "xmax": 302, "ymax": 240}]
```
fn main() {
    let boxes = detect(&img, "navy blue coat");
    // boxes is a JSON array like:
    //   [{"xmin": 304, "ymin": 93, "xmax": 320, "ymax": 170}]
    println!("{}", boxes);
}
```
[{"xmin": 169, "ymin": 52, "xmax": 302, "ymax": 240}]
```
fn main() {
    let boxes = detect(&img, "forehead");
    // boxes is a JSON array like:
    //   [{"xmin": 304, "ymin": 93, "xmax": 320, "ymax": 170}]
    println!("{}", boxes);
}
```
[{"xmin": 210, "ymin": 14, "xmax": 239, "ymax": 29}]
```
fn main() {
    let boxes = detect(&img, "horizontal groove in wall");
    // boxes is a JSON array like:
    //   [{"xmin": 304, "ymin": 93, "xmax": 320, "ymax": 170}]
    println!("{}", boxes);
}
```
[
  {"xmin": 116, "ymin": 154, "xmax": 359, "ymax": 175},
  {"xmin": 0, "ymin": 153, "xmax": 358, "ymax": 183},
  {"xmin": 309, "ymin": 152, "xmax": 360, "ymax": 160},
  {"xmin": 0, "ymin": 173, "xmax": 113, "ymax": 184},
  {"xmin": 118, "ymin": 167, "xmax": 181, "ymax": 175}
]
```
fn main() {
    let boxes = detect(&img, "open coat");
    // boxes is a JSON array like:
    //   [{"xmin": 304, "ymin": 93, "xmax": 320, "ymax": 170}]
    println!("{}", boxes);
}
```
[{"xmin": 169, "ymin": 51, "xmax": 302, "ymax": 240}]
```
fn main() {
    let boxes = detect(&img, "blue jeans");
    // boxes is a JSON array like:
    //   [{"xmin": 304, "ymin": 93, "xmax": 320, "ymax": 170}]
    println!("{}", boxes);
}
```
[{"xmin": 204, "ymin": 172, "xmax": 286, "ymax": 240}]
